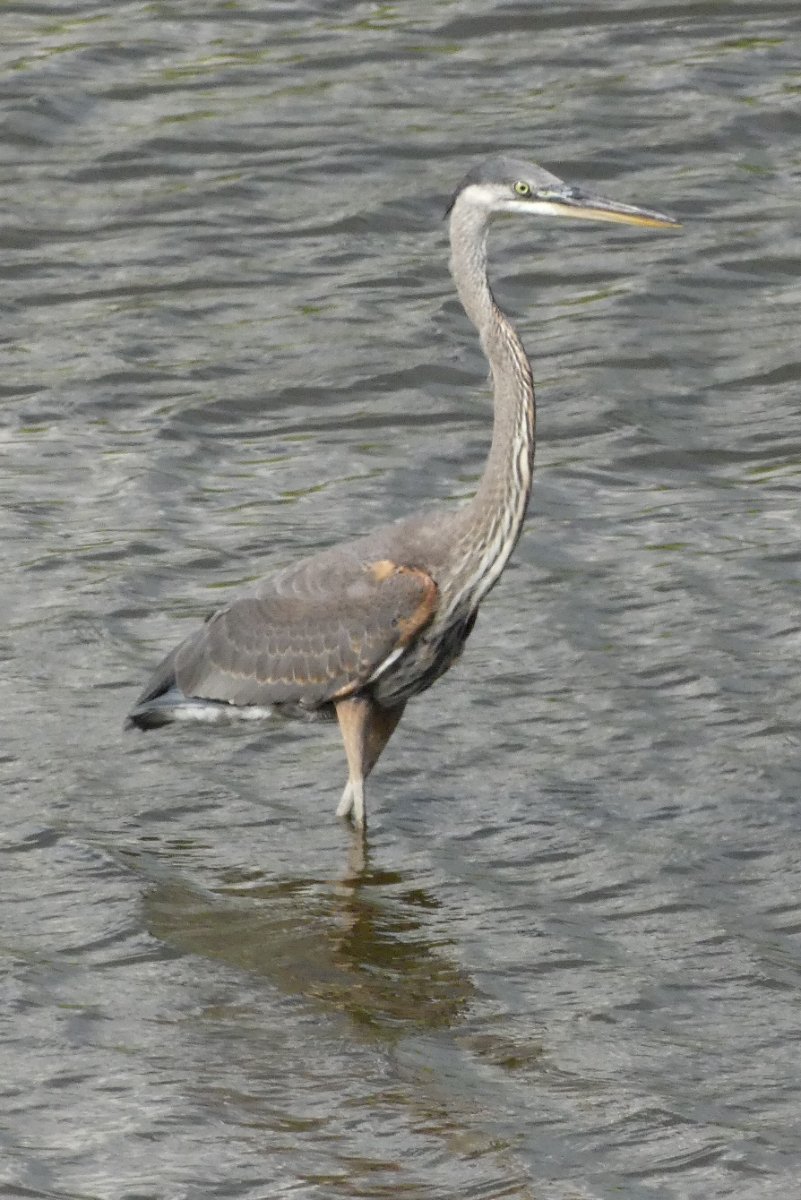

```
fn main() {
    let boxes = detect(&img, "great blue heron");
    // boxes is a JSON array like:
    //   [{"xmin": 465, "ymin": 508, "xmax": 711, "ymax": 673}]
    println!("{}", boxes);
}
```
[{"xmin": 128, "ymin": 155, "xmax": 678, "ymax": 826}]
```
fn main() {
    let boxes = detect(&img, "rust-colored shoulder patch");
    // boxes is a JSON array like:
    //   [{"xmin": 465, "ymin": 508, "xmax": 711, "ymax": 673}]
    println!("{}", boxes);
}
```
[
  {"xmin": 366, "ymin": 559, "xmax": 439, "ymax": 643},
  {"xmin": 393, "ymin": 565, "xmax": 439, "ymax": 644},
  {"xmin": 328, "ymin": 562, "xmax": 438, "ymax": 703},
  {"xmin": 368, "ymin": 558, "xmax": 400, "ymax": 583}
]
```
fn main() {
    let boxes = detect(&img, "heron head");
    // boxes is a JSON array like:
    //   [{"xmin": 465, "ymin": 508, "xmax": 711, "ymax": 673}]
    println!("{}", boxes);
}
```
[{"xmin": 448, "ymin": 155, "xmax": 679, "ymax": 230}]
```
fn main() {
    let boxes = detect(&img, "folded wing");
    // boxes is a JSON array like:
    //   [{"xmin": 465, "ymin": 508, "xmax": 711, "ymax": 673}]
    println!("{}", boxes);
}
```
[{"xmin": 129, "ymin": 555, "xmax": 438, "ymax": 721}]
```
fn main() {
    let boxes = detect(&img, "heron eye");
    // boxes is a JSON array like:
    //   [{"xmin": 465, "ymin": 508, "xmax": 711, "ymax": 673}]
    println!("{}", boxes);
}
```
[{"xmin": 513, "ymin": 181, "xmax": 531, "ymax": 197}]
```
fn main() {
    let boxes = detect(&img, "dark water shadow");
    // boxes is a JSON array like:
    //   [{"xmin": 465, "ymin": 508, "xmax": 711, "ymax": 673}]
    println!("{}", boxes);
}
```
[{"xmin": 135, "ymin": 829, "xmax": 474, "ymax": 1039}]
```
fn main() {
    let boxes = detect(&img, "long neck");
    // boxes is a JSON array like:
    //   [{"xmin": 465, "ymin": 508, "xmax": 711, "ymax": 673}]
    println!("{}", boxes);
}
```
[{"xmin": 445, "ymin": 198, "xmax": 536, "ymax": 608}]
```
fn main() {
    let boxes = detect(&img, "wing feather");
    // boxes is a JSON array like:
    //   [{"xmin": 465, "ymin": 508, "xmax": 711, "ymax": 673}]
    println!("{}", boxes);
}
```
[{"xmin": 138, "ymin": 556, "xmax": 438, "ymax": 714}]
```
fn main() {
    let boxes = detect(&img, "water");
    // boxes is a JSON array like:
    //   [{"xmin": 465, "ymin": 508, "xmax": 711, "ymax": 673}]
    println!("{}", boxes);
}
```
[{"xmin": 3, "ymin": 1, "xmax": 801, "ymax": 1196}]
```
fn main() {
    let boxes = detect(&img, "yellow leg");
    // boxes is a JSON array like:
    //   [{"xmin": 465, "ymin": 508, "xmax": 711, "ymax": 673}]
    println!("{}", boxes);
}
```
[{"xmin": 334, "ymin": 696, "xmax": 406, "ymax": 826}]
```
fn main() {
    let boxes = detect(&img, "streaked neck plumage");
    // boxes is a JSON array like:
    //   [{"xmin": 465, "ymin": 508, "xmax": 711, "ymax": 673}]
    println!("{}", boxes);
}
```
[{"xmin": 444, "ymin": 194, "xmax": 536, "ymax": 610}]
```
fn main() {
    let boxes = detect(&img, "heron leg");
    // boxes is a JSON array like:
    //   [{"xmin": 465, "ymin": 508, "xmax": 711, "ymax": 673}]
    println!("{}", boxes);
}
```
[
  {"xmin": 334, "ymin": 696, "xmax": 406, "ymax": 826},
  {"xmin": 337, "ymin": 778, "xmax": 355, "ymax": 820},
  {"xmin": 336, "ymin": 778, "xmax": 362, "ymax": 823}
]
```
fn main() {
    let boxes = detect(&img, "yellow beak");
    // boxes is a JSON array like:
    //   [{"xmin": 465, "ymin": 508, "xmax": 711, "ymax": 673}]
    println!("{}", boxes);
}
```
[{"xmin": 538, "ymin": 186, "xmax": 680, "ymax": 229}]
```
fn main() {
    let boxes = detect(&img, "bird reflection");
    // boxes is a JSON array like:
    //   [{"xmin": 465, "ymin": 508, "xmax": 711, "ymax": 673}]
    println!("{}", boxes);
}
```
[{"xmin": 142, "ymin": 832, "xmax": 473, "ymax": 1035}]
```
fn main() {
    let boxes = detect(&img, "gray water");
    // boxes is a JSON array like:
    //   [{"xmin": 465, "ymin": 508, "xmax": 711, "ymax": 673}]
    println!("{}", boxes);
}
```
[{"xmin": 3, "ymin": 2, "xmax": 801, "ymax": 1197}]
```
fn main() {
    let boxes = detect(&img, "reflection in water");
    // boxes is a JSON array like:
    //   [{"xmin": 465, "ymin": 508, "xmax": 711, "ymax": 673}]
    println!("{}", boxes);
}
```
[
  {"xmin": 129, "ymin": 835, "xmax": 541, "ymax": 1198},
  {"xmin": 142, "ymin": 830, "xmax": 473, "ymax": 1037}
]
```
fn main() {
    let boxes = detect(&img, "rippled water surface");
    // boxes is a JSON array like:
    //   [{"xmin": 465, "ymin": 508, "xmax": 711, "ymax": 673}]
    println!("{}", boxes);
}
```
[{"xmin": 3, "ymin": 2, "xmax": 801, "ymax": 1197}]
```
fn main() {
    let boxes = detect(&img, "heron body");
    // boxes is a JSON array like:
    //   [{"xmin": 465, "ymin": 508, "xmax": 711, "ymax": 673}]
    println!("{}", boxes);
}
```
[{"xmin": 128, "ymin": 156, "xmax": 678, "ymax": 826}]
